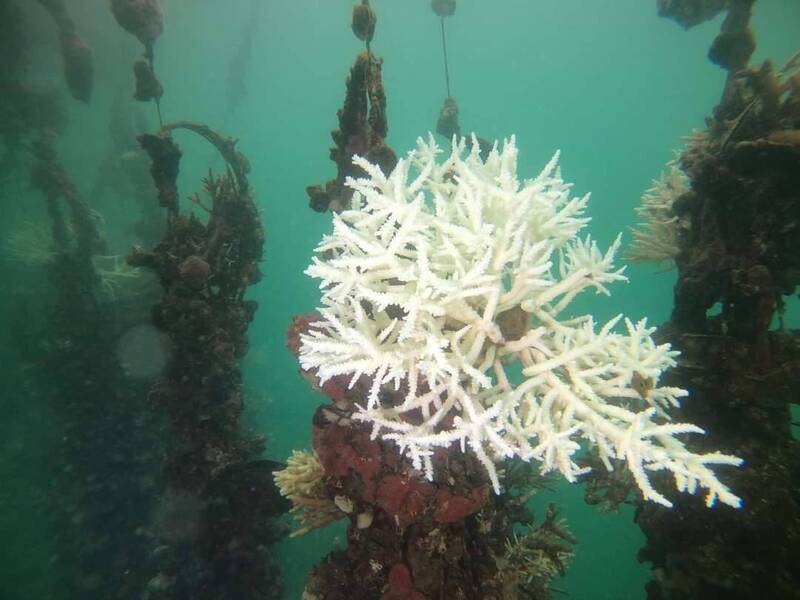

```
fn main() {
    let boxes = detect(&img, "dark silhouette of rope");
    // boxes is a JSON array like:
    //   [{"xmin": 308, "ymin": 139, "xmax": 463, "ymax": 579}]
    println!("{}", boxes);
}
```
[{"xmin": 440, "ymin": 16, "xmax": 451, "ymax": 97}]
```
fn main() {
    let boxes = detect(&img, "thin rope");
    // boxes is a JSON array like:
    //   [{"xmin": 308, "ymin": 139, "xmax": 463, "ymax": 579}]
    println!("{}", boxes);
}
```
[
  {"xmin": 146, "ymin": 44, "xmax": 164, "ymax": 128},
  {"xmin": 440, "ymin": 16, "xmax": 451, "ymax": 97},
  {"xmin": 364, "ymin": 2, "xmax": 372, "ymax": 98},
  {"xmin": 154, "ymin": 97, "xmax": 164, "ymax": 129},
  {"xmin": 365, "ymin": 41, "xmax": 372, "ymax": 110}
]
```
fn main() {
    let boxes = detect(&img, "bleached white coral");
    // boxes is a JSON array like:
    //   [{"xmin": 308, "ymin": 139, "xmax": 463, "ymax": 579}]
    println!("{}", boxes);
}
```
[{"xmin": 299, "ymin": 135, "xmax": 742, "ymax": 508}]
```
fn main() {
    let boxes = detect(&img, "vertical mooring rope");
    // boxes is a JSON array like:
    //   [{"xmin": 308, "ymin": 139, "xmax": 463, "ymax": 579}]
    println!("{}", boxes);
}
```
[{"xmin": 440, "ymin": 16, "xmax": 451, "ymax": 97}]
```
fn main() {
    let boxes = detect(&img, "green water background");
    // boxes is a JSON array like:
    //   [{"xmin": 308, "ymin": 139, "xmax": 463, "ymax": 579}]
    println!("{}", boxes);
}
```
[{"xmin": 1, "ymin": 1, "xmax": 799, "ymax": 598}]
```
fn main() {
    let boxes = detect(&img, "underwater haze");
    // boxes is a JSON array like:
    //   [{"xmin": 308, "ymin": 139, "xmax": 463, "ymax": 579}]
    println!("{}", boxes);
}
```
[{"xmin": 1, "ymin": 1, "xmax": 799, "ymax": 599}]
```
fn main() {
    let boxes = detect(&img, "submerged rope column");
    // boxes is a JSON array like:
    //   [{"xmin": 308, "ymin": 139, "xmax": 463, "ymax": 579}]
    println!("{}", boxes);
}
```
[
  {"xmin": 352, "ymin": 0, "xmax": 376, "ymax": 56},
  {"xmin": 432, "ymin": 0, "xmax": 458, "ymax": 138},
  {"xmin": 109, "ymin": 0, "xmax": 165, "ymax": 127},
  {"xmin": 305, "ymin": 1, "xmax": 396, "ymax": 213},
  {"xmin": 430, "ymin": 1, "xmax": 490, "ymax": 157},
  {"xmin": 635, "ymin": 3, "xmax": 800, "ymax": 598},
  {"xmin": 352, "ymin": 0, "xmax": 377, "ymax": 102},
  {"xmin": 439, "ymin": 11, "xmax": 452, "ymax": 97}
]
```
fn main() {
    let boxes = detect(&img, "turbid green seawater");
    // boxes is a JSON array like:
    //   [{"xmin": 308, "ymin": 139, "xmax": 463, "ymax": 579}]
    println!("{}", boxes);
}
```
[{"xmin": 1, "ymin": 1, "xmax": 798, "ymax": 599}]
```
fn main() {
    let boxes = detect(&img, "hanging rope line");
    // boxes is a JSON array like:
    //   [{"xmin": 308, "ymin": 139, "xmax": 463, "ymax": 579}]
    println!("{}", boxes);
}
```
[
  {"xmin": 352, "ymin": 1, "xmax": 377, "ymax": 91},
  {"xmin": 440, "ymin": 16, "xmax": 451, "ymax": 97},
  {"xmin": 432, "ymin": 1, "xmax": 460, "ymax": 140},
  {"xmin": 149, "ymin": 59, "xmax": 164, "ymax": 128}
]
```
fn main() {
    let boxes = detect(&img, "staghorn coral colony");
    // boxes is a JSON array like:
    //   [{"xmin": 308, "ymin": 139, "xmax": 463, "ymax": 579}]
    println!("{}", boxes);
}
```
[{"xmin": 298, "ymin": 135, "xmax": 742, "ymax": 509}]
